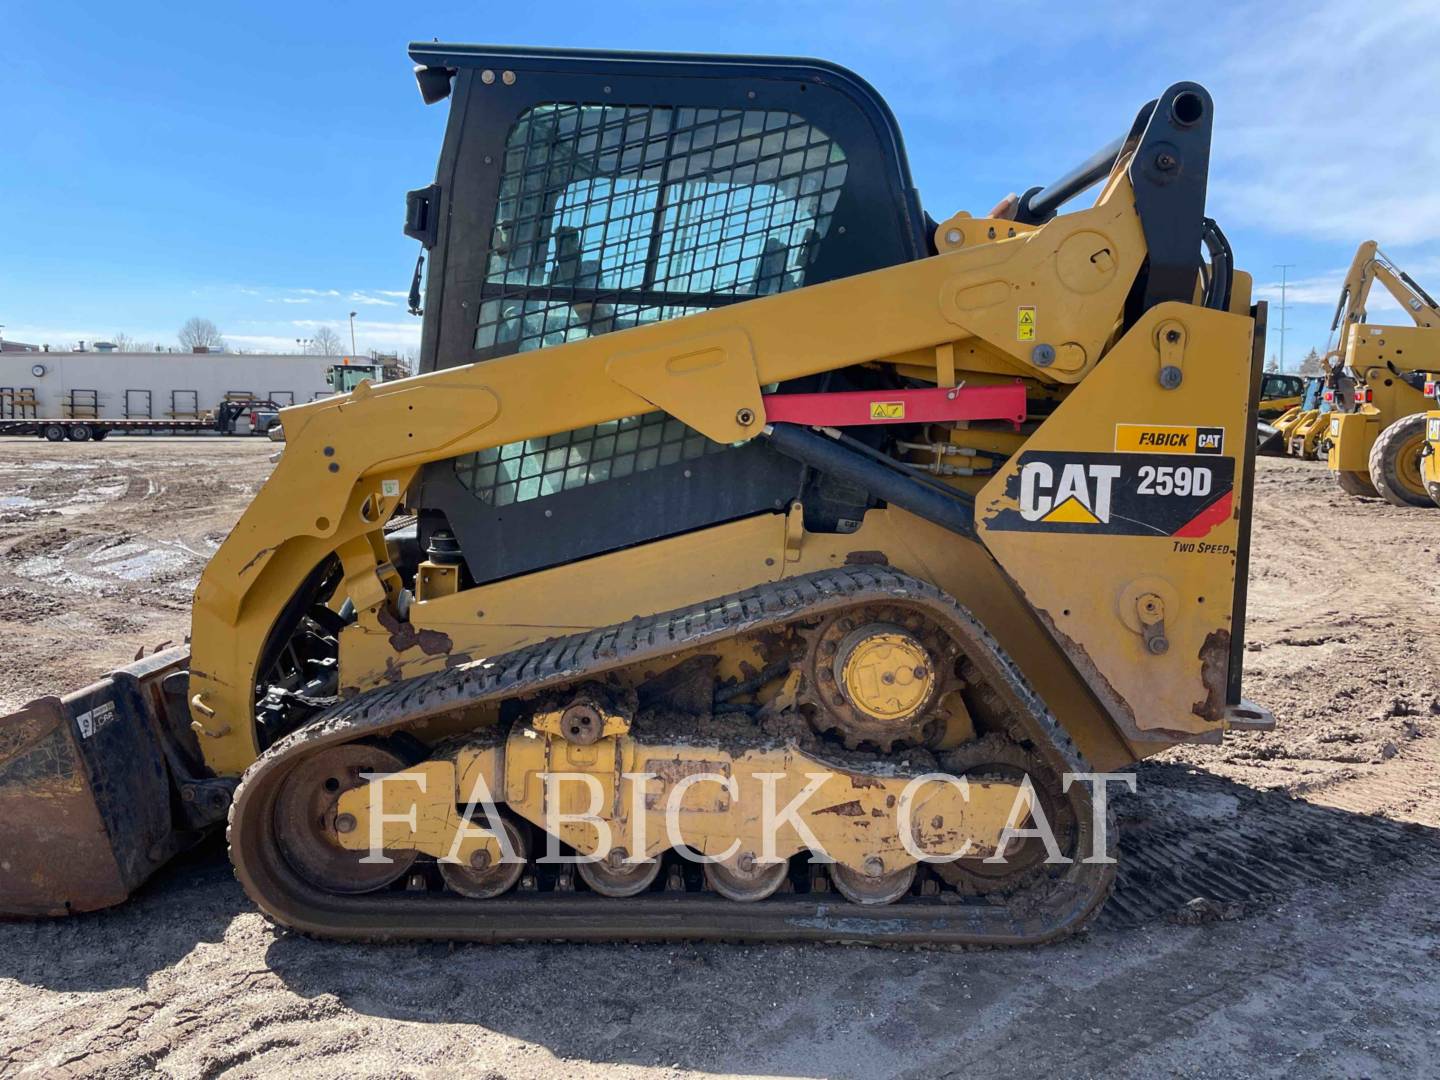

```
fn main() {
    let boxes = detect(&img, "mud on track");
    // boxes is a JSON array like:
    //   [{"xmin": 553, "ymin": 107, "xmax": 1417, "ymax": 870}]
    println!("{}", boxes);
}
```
[{"xmin": 1, "ymin": 445, "xmax": 1438, "ymax": 1079}]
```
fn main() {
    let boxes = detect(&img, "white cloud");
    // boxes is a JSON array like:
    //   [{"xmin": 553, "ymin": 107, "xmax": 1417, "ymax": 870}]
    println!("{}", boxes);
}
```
[
  {"xmin": 289, "ymin": 318, "xmax": 421, "ymax": 350},
  {"xmin": 225, "ymin": 334, "xmax": 313, "ymax": 352},
  {"xmin": 246, "ymin": 286, "xmax": 401, "ymax": 308},
  {"xmin": 1252, "ymin": 275, "xmax": 1340, "ymax": 307},
  {"xmin": 1210, "ymin": 0, "xmax": 1440, "ymax": 244},
  {"xmin": 1, "ymin": 325, "xmax": 175, "ymax": 349}
]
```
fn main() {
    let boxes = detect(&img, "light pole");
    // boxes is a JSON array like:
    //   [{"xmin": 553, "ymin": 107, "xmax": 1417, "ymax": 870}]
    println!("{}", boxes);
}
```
[
  {"xmin": 1274, "ymin": 263, "xmax": 1295, "ymax": 371},
  {"xmin": 348, "ymin": 311, "xmax": 358, "ymax": 355}
]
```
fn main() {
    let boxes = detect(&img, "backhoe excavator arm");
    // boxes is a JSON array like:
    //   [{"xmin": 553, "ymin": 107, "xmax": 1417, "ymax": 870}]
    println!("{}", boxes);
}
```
[{"xmin": 1327, "ymin": 240, "xmax": 1440, "ymax": 368}]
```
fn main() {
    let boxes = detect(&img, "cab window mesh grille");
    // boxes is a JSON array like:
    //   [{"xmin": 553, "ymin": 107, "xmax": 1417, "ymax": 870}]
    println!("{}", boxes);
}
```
[
  {"xmin": 456, "ymin": 101, "xmax": 847, "ymax": 507},
  {"xmin": 455, "ymin": 412, "xmax": 727, "ymax": 507},
  {"xmin": 474, "ymin": 102, "xmax": 848, "ymax": 353}
]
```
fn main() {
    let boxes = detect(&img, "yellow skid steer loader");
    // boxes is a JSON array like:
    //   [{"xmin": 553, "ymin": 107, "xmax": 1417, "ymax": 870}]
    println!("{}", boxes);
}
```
[{"xmin": 0, "ymin": 44, "xmax": 1270, "ymax": 945}]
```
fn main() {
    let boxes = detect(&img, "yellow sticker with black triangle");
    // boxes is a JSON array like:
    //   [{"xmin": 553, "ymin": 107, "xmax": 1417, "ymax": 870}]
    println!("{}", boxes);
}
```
[{"xmin": 1041, "ymin": 495, "xmax": 1101, "ymax": 524}]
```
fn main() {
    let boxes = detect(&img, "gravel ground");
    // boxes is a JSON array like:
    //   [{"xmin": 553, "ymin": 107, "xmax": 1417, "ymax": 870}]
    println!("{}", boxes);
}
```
[{"xmin": 1, "ymin": 439, "xmax": 1437, "ymax": 1079}]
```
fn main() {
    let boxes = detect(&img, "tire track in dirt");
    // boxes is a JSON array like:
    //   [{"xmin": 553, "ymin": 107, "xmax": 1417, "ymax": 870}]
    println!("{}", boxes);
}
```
[{"xmin": 0, "ymin": 437, "xmax": 274, "ymax": 713}]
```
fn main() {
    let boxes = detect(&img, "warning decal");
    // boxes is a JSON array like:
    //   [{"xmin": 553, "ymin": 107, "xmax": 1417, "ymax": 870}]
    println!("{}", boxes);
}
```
[
  {"xmin": 1114, "ymin": 424, "xmax": 1225, "ymax": 455},
  {"xmin": 1017, "ymin": 306, "xmax": 1036, "ymax": 341},
  {"xmin": 869, "ymin": 400, "xmax": 906, "ymax": 421},
  {"xmin": 75, "ymin": 700, "xmax": 117, "ymax": 740},
  {"xmin": 984, "ymin": 450, "xmax": 1235, "ymax": 536}
]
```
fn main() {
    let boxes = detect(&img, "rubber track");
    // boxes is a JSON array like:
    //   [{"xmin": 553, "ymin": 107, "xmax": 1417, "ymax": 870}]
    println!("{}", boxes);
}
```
[{"xmin": 229, "ymin": 566, "xmax": 1116, "ymax": 945}]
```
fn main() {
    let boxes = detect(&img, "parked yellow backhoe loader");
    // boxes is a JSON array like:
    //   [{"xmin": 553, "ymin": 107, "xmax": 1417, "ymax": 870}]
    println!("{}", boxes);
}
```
[
  {"xmin": 0, "ymin": 45, "xmax": 1271, "ymax": 945},
  {"xmin": 1324, "ymin": 242, "xmax": 1440, "ymax": 505}
]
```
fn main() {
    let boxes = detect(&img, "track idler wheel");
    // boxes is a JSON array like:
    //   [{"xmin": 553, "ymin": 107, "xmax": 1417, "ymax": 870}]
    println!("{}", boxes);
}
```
[
  {"xmin": 272, "ymin": 744, "xmax": 418, "ymax": 894},
  {"xmin": 830, "ymin": 858, "xmax": 916, "ymax": 905},
  {"xmin": 577, "ymin": 849, "xmax": 662, "ymax": 897},
  {"xmin": 932, "ymin": 734, "xmax": 1074, "ymax": 895},
  {"xmin": 439, "ymin": 816, "xmax": 529, "ymax": 899}
]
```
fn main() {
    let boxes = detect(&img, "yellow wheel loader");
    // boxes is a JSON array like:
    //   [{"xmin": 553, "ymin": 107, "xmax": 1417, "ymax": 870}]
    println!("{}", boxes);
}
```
[
  {"xmin": 1292, "ymin": 407, "xmax": 1331, "ymax": 459},
  {"xmin": 1292, "ymin": 376, "xmax": 1338, "ymax": 459},
  {"xmin": 0, "ymin": 45, "xmax": 1272, "ymax": 945},
  {"xmin": 1263, "ymin": 375, "xmax": 1327, "ymax": 458},
  {"xmin": 1270, "ymin": 403, "xmax": 1307, "ymax": 445},
  {"xmin": 1323, "ymin": 242, "xmax": 1440, "ymax": 505}
]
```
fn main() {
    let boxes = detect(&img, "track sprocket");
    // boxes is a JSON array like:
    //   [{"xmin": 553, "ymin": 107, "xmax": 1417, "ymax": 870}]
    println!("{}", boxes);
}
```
[{"xmin": 797, "ymin": 603, "xmax": 962, "ymax": 751}]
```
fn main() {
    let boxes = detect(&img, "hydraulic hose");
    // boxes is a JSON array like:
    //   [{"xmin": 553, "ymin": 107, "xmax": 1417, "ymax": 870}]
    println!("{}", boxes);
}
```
[{"xmin": 763, "ymin": 422, "xmax": 976, "ymax": 538}]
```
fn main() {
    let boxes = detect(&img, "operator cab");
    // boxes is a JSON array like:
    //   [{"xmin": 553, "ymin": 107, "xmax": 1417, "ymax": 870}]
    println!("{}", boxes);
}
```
[
  {"xmin": 403, "ymin": 45, "xmax": 933, "ymax": 585},
  {"xmin": 328, "ymin": 362, "xmax": 386, "ymax": 395}
]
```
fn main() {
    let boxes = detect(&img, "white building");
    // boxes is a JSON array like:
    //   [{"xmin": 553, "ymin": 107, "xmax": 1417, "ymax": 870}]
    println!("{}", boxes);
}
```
[{"xmin": 0, "ymin": 353, "xmax": 352, "ymax": 420}]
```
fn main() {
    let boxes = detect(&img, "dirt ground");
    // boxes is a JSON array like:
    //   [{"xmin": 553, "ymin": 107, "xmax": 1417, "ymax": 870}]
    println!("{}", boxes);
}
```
[{"xmin": 1, "ymin": 438, "xmax": 1438, "ymax": 1080}]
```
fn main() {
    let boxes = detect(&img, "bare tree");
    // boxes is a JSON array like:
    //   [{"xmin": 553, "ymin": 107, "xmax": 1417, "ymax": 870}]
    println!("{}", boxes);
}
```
[
  {"xmin": 178, "ymin": 317, "xmax": 225, "ymax": 352},
  {"xmin": 111, "ymin": 335, "xmax": 160, "ymax": 352},
  {"xmin": 311, "ymin": 326, "xmax": 344, "ymax": 355},
  {"xmin": 1265, "ymin": 354, "xmax": 1279, "ymax": 373}
]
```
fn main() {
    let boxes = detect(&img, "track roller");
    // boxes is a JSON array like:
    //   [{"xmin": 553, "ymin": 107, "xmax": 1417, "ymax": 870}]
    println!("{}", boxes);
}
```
[
  {"xmin": 830, "ymin": 859, "xmax": 916, "ymax": 905},
  {"xmin": 439, "ymin": 817, "xmax": 528, "ymax": 899},
  {"xmin": 703, "ymin": 854, "xmax": 790, "ymax": 902},
  {"xmin": 577, "ymin": 849, "xmax": 662, "ymax": 897}
]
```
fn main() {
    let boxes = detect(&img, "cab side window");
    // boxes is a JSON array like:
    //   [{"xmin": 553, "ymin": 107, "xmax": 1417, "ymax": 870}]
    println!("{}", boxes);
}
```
[
  {"xmin": 457, "ymin": 102, "xmax": 850, "ymax": 507},
  {"xmin": 473, "ymin": 103, "xmax": 848, "ymax": 354}
]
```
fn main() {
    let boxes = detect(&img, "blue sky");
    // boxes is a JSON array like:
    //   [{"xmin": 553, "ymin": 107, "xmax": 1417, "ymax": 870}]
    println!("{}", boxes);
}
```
[{"xmin": 3, "ymin": 1, "xmax": 1437, "ymax": 367}]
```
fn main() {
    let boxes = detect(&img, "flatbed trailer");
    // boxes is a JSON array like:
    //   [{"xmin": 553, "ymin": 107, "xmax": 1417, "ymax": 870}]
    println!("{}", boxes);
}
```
[
  {"xmin": 0, "ymin": 397, "xmax": 297, "ymax": 443},
  {"xmin": 1, "ymin": 415, "xmax": 237, "ymax": 442}
]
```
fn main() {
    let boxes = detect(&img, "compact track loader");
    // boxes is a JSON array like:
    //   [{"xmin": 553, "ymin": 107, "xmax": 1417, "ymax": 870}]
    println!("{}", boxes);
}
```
[
  {"xmin": 1258, "ymin": 372, "xmax": 1306, "ymax": 420},
  {"xmin": 1323, "ymin": 242, "xmax": 1440, "ymax": 506},
  {"xmin": 0, "ymin": 45, "xmax": 1271, "ymax": 945}
]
